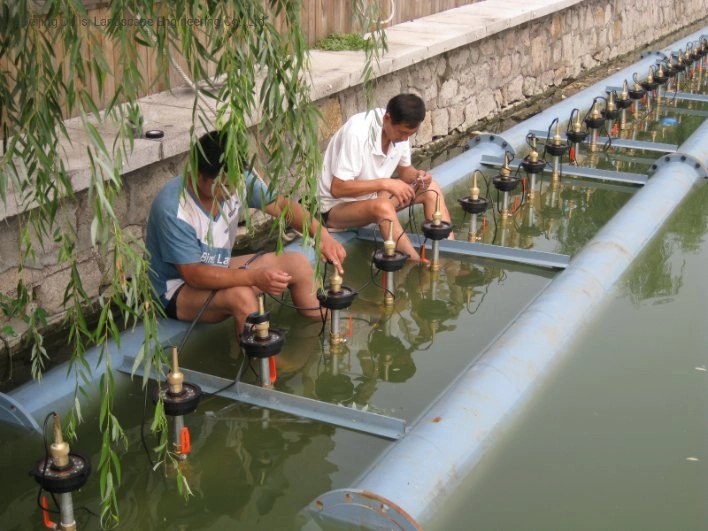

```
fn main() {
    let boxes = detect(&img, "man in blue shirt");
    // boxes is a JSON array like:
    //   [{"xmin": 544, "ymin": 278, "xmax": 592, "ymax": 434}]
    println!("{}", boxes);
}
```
[{"xmin": 146, "ymin": 131, "xmax": 346, "ymax": 334}]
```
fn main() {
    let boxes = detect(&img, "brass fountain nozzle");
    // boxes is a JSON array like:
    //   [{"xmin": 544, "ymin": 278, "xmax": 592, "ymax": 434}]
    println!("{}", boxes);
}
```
[
  {"xmin": 383, "ymin": 222, "xmax": 396, "ymax": 257},
  {"xmin": 167, "ymin": 347, "xmax": 184, "ymax": 394},
  {"xmin": 470, "ymin": 172, "xmax": 480, "ymax": 200},
  {"xmin": 621, "ymin": 80, "xmax": 629, "ymax": 100},
  {"xmin": 552, "ymin": 123, "xmax": 562, "ymax": 145},
  {"xmin": 50, "ymin": 414, "xmax": 70, "ymax": 469},
  {"xmin": 501, "ymin": 153, "xmax": 512, "ymax": 176},
  {"xmin": 646, "ymin": 67, "xmax": 654, "ymax": 83},
  {"xmin": 255, "ymin": 293, "xmax": 269, "ymax": 339},
  {"xmin": 657, "ymin": 62, "xmax": 665, "ymax": 77},
  {"xmin": 432, "ymin": 196, "xmax": 442, "ymax": 227},
  {"xmin": 572, "ymin": 114, "xmax": 583, "ymax": 132},
  {"xmin": 528, "ymin": 135, "xmax": 539, "ymax": 161},
  {"xmin": 606, "ymin": 91, "xmax": 616, "ymax": 111},
  {"xmin": 329, "ymin": 268, "xmax": 342, "ymax": 294},
  {"xmin": 590, "ymin": 102, "xmax": 601, "ymax": 119}
]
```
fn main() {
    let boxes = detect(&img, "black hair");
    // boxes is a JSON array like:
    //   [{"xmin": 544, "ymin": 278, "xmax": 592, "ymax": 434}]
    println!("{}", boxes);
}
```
[
  {"xmin": 194, "ymin": 130, "xmax": 226, "ymax": 179},
  {"xmin": 385, "ymin": 94, "xmax": 426, "ymax": 127}
]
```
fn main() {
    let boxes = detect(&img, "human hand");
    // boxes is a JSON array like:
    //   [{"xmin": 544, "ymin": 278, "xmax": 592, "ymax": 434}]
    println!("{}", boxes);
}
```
[
  {"xmin": 387, "ymin": 178, "xmax": 416, "ymax": 207},
  {"xmin": 253, "ymin": 268, "xmax": 292, "ymax": 296},
  {"xmin": 412, "ymin": 169, "xmax": 433, "ymax": 191},
  {"xmin": 320, "ymin": 233, "xmax": 347, "ymax": 274}
]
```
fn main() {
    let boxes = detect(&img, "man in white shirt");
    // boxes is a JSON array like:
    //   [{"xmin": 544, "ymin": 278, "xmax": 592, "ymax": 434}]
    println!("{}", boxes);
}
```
[{"xmin": 317, "ymin": 93, "xmax": 453, "ymax": 261}]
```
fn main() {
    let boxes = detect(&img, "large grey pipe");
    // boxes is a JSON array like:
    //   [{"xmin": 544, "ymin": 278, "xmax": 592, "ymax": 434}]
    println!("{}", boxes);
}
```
[{"xmin": 303, "ymin": 28, "xmax": 707, "ymax": 530}]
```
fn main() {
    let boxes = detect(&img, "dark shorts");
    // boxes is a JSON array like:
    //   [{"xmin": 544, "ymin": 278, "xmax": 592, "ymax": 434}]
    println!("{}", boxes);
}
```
[
  {"xmin": 164, "ymin": 284, "xmax": 186, "ymax": 320},
  {"xmin": 320, "ymin": 210, "xmax": 331, "ymax": 226}
]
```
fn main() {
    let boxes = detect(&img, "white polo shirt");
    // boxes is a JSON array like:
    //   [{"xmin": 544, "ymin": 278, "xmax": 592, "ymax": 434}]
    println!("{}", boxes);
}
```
[{"xmin": 318, "ymin": 108, "xmax": 412, "ymax": 212}]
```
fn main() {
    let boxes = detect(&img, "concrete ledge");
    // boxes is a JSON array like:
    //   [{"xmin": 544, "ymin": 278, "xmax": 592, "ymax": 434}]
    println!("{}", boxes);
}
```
[{"xmin": 0, "ymin": 0, "xmax": 583, "ymax": 223}]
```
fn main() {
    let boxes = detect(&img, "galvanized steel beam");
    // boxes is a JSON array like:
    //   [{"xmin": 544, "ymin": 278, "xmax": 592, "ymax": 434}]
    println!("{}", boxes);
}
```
[
  {"xmin": 122, "ymin": 357, "xmax": 408, "ymax": 440},
  {"xmin": 356, "ymin": 226, "xmax": 570, "ymax": 269},
  {"xmin": 482, "ymin": 154, "xmax": 648, "ymax": 185}
]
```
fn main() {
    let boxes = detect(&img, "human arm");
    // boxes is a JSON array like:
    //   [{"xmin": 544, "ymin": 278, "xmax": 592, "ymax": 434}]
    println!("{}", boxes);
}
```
[
  {"xmin": 330, "ymin": 175, "xmax": 416, "ymax": 207},
  {"xmin": 264, "ymin": 196, "xmax": 347, "ymax": 273},
  {"xmin": 175, "ymin": 262, "xmax": 293, "ymax": 296}
]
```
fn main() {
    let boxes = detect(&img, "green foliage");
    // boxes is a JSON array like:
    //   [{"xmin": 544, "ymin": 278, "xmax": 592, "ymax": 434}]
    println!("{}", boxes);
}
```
[
  {"xmin": 0, "ymin": 0, "xmax": 386, "ymax": 527},
  {"xmin": 315, "ymin": 32, "xmax": 368, "ymax": 51}
]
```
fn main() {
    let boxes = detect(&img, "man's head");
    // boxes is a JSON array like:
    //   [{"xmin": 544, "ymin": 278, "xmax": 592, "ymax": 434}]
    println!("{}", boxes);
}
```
[
  {"xmin": 383, "ymin": 94, "xmax": 426, "ymax": 143},
  {"xmin": 194, "ymin": 130, "xmax": 226, "ymax": 180}
]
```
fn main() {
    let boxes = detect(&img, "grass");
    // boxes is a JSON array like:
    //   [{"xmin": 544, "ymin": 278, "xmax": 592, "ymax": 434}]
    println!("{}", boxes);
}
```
[{"xmin": 314, "ymin": 32, "xmax": 368, "ymax": 51}]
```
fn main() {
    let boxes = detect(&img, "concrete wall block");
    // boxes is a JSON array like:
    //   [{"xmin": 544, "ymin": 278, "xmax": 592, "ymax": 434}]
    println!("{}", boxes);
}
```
[
  {"xmin": 431, "ymin": 108, "xmax": 449, "ymax": 138},
  {"xmin": 530, "ymin": 35, "xmax": 546, "ymax": 71},
  {"xmin": 0, "ymin": 218, "xmax": 21, "ymax": 272},
  {"xmin": 521, "ymin": 76, "xmax": 535, "ymax": 97},
  {"xmin": 34, "ymin": 266, "xmax": 72, "ymax": 316},
  {"xmin": 506, "ymin": 75, "xmax": 525, "ymax": 104},
  {"xmin": 316, "ymin": 97, "xmax": 344, "ymax": 151},
  {"xmin": 448, "ymin": 104, "xmax": 465, "ymax": 131},
  {"xmin": 125, "ymin": 156, "xmax": 185, "ymax": 227},
  {"xmin": 499, "ymin": 55, "xmax": 512, "ymax": 79},
  {"xmin": 463, "ymin": 100, "xmax": 479, "ymax": 128},
  {"xmin": 551, "ymin": 14, "xmax": 562, "ymax": 40},
  {"xmin": 374, "ymin": 76, "xmax": 403, "ymax": 109},
  {"xmin": 438, "ymin": 79, "xmax": 460, "ymax": 107},
  {"xmin": 447, "ymin": 48, "xmax": 470, "ymax": 71},
  {"xmin": 561, "ymin": 34, "xmax": 574, "ymax": 64},
  {"xmin": 414, "ymin": 111, "xmax": 433, "ymax": 146}
]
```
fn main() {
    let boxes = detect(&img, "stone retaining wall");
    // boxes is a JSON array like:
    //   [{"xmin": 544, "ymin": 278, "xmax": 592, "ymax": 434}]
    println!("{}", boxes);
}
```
[{"xmin": 1, "ymin": 0, "xmax": 706, "ymax": 360}]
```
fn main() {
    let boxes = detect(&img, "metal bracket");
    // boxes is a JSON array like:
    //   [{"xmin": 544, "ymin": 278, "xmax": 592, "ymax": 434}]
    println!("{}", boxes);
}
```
[
  {"xmin": 528, "ymin": 129, "xmax": 678, "ymax": 154},
  {"xmin": 356, "ymin": 227, "xmax": 569, "ymax": 270},
  {"xmin": 121, "ymin": 357, "xmax": 407, "ymax": 440},
  {"xmin": 649, "ymin": 152, "xmax": 708, "ymax": 179},
  {"xmin": 482, "ymin": 155, "xmax": 647, "ymax": 186}
]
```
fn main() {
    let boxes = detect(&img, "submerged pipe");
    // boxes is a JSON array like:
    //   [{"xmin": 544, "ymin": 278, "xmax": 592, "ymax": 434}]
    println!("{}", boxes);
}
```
[{"xmin": 303, "ymin": 28, "xmax": 707, "ymax": 529}]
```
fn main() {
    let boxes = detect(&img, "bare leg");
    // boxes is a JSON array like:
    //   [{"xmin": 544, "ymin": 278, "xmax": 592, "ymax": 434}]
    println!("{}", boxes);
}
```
[
  {"xmin": 173, "ymin": 251, "xmax": 321, "ymax": 334},
  {"xmin": 326, "ymin": 197, "xmax": 422, "ymax": 260}
]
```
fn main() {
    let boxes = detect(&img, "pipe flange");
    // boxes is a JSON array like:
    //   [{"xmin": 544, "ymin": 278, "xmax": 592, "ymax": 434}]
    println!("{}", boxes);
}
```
[
  {"xmin": 302, "ymin": 489, "xmax": 421, "ymax": 531},
  {"xmin": 602, "ymin": 109, "xmax": 619, "ymax": 120},
  {"xmin": 649, "ymin": 153, "xmax": 708, "ymax": 179},
  {"xmin": 466, "ymin": 133, "xmax": 516, "ymax": 159},
  {"xmin": 639, "ymin": 51, "xmax": 668, "ymax": 60},
  {"xmin": 628, "ymin": 88, "xmax": 646, "ymax": 100}
]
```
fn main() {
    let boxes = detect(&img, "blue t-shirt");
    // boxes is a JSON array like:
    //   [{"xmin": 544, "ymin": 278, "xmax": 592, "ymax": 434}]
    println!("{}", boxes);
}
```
[{"xmin": 146, "ymin": 173, "xmax": 274, "ymax": 307}]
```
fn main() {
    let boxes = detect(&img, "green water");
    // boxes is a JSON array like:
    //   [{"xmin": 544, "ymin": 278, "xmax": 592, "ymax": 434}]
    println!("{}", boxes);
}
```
[
  {"xmin": 1, "ymin": 57, "xmax": 706, "ymax": 531},
  {"xmin": 427, "ymin": 176, "xmax": 708, "ymax": 531}
]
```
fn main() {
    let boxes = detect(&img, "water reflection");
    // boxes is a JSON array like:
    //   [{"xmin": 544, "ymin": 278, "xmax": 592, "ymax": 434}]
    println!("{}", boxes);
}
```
[
  {"xmin": 622, "ymin": 184, "xmax": 708, "ymax": 305},
  {"xmin": 125, "ymin": 405, "xmax": 337, "ymax": 530}
]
